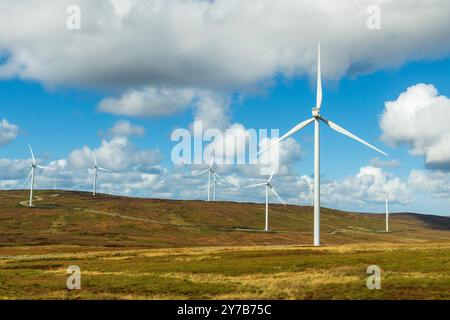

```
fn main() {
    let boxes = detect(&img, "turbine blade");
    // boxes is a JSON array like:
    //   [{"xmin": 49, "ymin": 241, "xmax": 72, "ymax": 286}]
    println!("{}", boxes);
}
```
[
  {"xmin": 257, "ymin": 117, "xmax": 314, "ymax": 155},
  {"xmin": 270, "ymin": 186, "xmax": 287, "ymax": 206},
  {"xmin": 37, "ymin": 165, "xmax": 53, "ymax": 170},
  {"xmin": 244, "ymin": 182, "xmax": 266, "ymax": 189},
  {"xmin": 195, "ymin": 169, "xmax": 210, "ymax": 177},
  {"xmin": 214, "ymin": 172, "xmax": 226, "ymax": 182},
  {"xmin": 93, "ymin": 153, "xmax": 97, "ymax": 167},
  {"xmin": 268, "ymin": 166, "xmax": 276, "ymax": 183},
  {"xmin": 320, "ymin": 117, "xmax": 388, "ymax": 156},
  {"xmin": 215, "ymin": 180, "xmax": 227, "ymax": 186},
  {"xmin": 209, "ymin": 152, "xmax": 214, "ymax": 169},
  {"xmin": 25, "ymin": 169, "xmax": 33, "ymax": 186},
  {"xmin": 316, "ymin": 42, "xmax": 322, "ymax": 110},
  {"xmin": 98, "ymin": 167, "xmax": 110, "ymax": 172},
  {"xmin": 28, "ymin": 144, "xmax": 36, "ymax": 165}
]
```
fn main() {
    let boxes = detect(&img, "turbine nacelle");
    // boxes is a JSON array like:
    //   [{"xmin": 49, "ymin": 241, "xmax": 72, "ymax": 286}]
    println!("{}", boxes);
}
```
[{"xmin": 312, "ymin": 108, "xmax": 321, "ymax": 118}]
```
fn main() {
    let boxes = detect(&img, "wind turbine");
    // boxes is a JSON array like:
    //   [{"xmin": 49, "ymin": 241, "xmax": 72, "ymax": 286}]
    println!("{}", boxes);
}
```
[
  {"xmin": 89, "ymin": 154, "xmax": 110, "ymax": 196},
  {"xmin": 211, "ymin": 172, "xmax": 227, "ymax": 201},
  {"xmin": 244, "ymin": 167, "xmax": 286, "ymax": 232},
  {"xmin": 197, "ymin": 153, "xmax": 223, "ymax": 201},
  {"xmin": 25, "ymin": 145, "xmax": 53, "ymax": 207},
  {"xmin": 376, "ymin": 192, "xmax": 393, "ymax": 232},
  {"xmin": 258, "ymin": 42, "xmax": 388, "ymax": 246}
]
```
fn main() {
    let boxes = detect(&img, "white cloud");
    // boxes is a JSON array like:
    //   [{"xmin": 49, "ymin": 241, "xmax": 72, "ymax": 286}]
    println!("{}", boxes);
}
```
[
  {"xmin": 380, "ymin": 83, "xmax": 450, "ymax": 170},
  {"xmin": 321, "ymin": 166, "xmax": 413, "ymax": 206},
  {"xmin": 0, "ymin": 154, "xmax": 434, "ymax": 212},
  {"xmin": 67, "ymin": 137, "xmax": 161, "ymax": 171},
  {"xmin": 0, "ymin": 0, "xmax": 448, "ymax": 92},
  {"xmin": 99, "ymin": 87, "xmax": 231, "ymax": 129},
  {"xmin": 106, "ymin": 120, "xmax": 145, "ymax": 138},
  {"xmin": 0, "ymin": 119, "xmax": 19, "ymax": 147},
  {"xmin": 408, "ymin": 169, "xmax": 450, "ymax": 198},
  {"xmin": 98, "ymin": 87, "xmax": 196, "ymax": 117},
  {"xmin": 196, "ymin": 121, "xmax": 302, "ymax": 179},
  {"xmin": 0, "ymin": 159, "xmax": 29, "ymax": 179},
  {"xmin": 193, "ymin": 93, "xmax": 231, "ymax": 131}
]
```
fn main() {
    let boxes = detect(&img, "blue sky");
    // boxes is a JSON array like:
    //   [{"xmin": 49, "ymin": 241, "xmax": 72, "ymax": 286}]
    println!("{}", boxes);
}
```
[{"xmin": 1, "ymin": 0, "xmax": 450, "ymax": 215}]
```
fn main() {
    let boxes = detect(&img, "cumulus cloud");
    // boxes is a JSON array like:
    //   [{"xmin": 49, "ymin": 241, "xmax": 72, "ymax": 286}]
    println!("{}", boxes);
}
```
[
  {"xmin": 105, "ymin": 120, "xmax": 145, "ymax": 138},
  {"xmin": 408, "ymin": 169, "xmax": 450, "ymax": 198},
  {"xmin": 0, "ymin": 119, "xmax": 19, "ymax": 147},
  {"xmin": 380, "ymin": 83, "xmax": 450, "ymax": 170},
  {"xmin": 68, "ymin": 137, "xmax": 161, "ymax": 171},
  {"xmin": 193, "ymin": 93, "xmax": 231, "ymax": 131},
  {"xmin": 0, "ymin": 153, "xmax": 425, "ymax": 211},
  {"xmin": 0, "ymin": 0, "xmax": 449, "ymax": 92},
  {"xmin": 98, "ymin": 86, "xmax": 231, "ymax": 129},
  {"xmin": 191, "ymin": 121, "xmax": 301, "ymax": 179},
  {"xmin": 0, "ymin": 159, "xmax": 29, "ymax": 179},
  {"xmin": 0, "ymin": 130, "xmax": 165, "ymax": 194},
  {"xmin": 321, "ymin": 166, "xmax": 413, "ymax": 206},
  {"xmin": 185, "ymin": 165, "xmax": 415, "ymax": 208},
  {"xmin": 99, "ymin": 87, "xmax": 196, "ymax": 117}
]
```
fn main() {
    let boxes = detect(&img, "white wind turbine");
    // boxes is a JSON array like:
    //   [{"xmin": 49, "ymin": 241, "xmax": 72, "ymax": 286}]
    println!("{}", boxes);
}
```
[
  {"xmin": 197, "ymin": 153, "xmax": 225, "ymax": 201},
  {"xmin": 244, "ymin": 167, "xmax": 286, "ymax": 232},
  {"xmin": 258, "ymin": 42, "xmax": 388, "ymax": 246},
  {"xmin": 211, "ymin": 172, "xmax": 227, "ymax": 201},
  {"xmin": 89, "ymin": 154, "xmax": 110, "ymax": 196},
  {"xmin": 25, "ymin": 145, "xmax": 53, "ymax": 207},
  {"xmin": 376, "ymin": 192, "xmax": 393, "ymax": 232}
]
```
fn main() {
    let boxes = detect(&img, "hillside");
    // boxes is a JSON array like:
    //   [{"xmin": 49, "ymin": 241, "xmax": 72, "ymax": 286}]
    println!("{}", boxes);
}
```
[{"xmin": 1, "ymin": 190, "xmax": 449, "ymax": 248}]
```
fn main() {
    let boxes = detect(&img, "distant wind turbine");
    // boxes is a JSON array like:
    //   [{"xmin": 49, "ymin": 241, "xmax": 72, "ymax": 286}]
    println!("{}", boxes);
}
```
[
  {"xmin": 25, "ymin": 145, "xmax": 53, "ymax": 207},
  {"xmin": 244, "ymin": 167, "xmax": 286, "ymax": 232},
  {"xmin": 376, "ymin": 192, "xmax": 393, "ymax": 232},
  {"xmin": 258, "ymin": 42, "xmax": 388, "ymax": 246},
  {"xmin": 89, "ymin": 154, "xmax": 110, "ymax": 196},
  {"xmin": 197, "ymin": 153, "xmax": 224, "ymax": 201},
  {"xmin": 211, "ymin": 172, "xmax": 227, "ymax": 201}
]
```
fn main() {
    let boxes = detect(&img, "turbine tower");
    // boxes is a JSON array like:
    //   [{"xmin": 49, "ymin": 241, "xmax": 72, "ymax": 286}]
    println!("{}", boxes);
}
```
[
  {"xmin": 244, "ymin": 167, "xmax": 286, "ymax": 232},
  {"xmin": 89, "ymin": 154, "xmax": 110, "ymax": 196},
  {"xmin": 258, "ymin": 42, "xmax": 388, "ymax": 246},
  {"xmin": 376, "ymin": 192, "xmax": 393, "ymax": 232},
  {"xmin": 25, "ymin": 145, "xmax": 53, "ymax": 207}
]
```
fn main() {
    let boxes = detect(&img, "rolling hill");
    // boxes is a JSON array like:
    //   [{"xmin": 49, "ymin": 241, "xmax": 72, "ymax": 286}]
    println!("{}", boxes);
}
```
[{"xmin": 1, "ymin": 190, "xmax": 449, "ymax": 248}]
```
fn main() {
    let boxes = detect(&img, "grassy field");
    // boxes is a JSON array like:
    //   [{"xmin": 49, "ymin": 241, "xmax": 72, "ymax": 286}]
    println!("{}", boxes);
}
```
[{"xmin": 0, "ymin": 190, "xmax": 449, "ymax": 299}]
